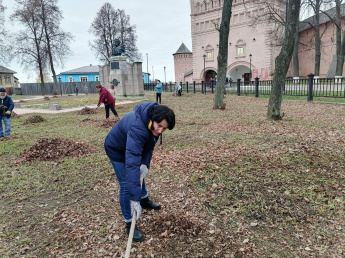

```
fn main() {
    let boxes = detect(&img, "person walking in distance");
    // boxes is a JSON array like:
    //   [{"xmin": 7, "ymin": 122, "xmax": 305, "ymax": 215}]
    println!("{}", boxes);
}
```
[
  {"xmin": 95, "ymin": 85, "xmax": 119, "ymax": 118},
  {"xmin": 0, "ymin": 88, "xmax": 14, "ymax": 138},
  {"xmin": 155, "ymin": 79, "xmax": 162, "ymax": 104},
  {"xmin": 104, "ymin": 102, "xmax": 175, "ymax": 242},
  {"xmin": 175, "ymin": 82, "xmax": 182, "ymax": 96}
]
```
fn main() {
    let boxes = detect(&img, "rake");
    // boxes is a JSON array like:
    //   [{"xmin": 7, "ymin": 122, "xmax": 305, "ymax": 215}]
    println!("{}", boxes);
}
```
[{"xmin": 125, "ymin": 173, "xmax": 144, "ymax": 258}]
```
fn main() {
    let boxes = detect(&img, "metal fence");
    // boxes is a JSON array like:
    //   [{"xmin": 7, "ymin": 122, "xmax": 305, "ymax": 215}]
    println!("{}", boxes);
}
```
[
  {"xmin": 16, "ymin": 81, "xmax": 99, "ymax": 95},
  {"xmin": 145, "ymin": 75, "xmax": 345, "ymax": 100}
]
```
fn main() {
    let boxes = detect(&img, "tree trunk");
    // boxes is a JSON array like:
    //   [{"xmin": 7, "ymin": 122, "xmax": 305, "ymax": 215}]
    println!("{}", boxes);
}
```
[
  {"xmin": 267, "ymin": 0, "xmax": 300, "ymax": 120},
  {"xmin": 314, "ymin": 0, "xmax": 321, "ymax": 76},
  {"xmin": 335, "ymin": 0, "xmax": 342, "ymax": 76},
  {"xmin": 293, "ymin": 20, "xmax": 299, "ymax": 77},
  {"xmin": 339, "ymin": 29, "xmax": 345, "ymax": 74},
  {"xmin": 41, "ymin": 2, "xmax": 58, "ymax": 95},
  {"xmin": 213, "ymin": 0, "xmax": 232, "ymax": 110},
  {"xmin": 34, "ymin": 29, "xmax": 45, "ymax": 95}
]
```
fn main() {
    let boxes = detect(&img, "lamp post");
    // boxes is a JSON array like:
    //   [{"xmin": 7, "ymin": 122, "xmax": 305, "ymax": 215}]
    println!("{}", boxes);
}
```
[
  {"xmin": 164, "ymin": 66, "xmax": 166, "ymax": 83},
  {"xmin": 203, "ymin": 54, "xmax": 206, "ymax": 94},
  {"xmin": 146, "ymin": 53, "xmax": 148, "ymax": 73},
  {"xmin": 203, "ymin": 54, "xmax": 206, "ymax": 81},
  {"xmin": 249, "ymin": 53, "xmax": 252, "ymax": 85},
  {"xmin": 58, "ymin": 74, "xmax": 62, "ymax": 96}
]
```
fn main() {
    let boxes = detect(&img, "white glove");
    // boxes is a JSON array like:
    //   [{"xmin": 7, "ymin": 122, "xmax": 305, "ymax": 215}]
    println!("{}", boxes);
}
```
[
  {"xmin": 130, "ymin": 200, "xmax": 142, "ymax": 220},
  {"xmin": 140, "ymin": 164, "xmax": 148, "ymax": 178},
  {"xmin": 5, "ymin": 111, "xmax": 11, "ymax": 115}
]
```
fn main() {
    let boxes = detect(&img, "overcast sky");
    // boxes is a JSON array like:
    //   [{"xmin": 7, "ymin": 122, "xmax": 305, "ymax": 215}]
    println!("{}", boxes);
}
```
[{"xmin": 2, "ymin": 0, "xmax": 192, "ymax": 83}]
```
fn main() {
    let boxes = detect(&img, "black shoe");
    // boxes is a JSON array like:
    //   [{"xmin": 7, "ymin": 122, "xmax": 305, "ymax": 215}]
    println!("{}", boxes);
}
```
[
  {"xmin": 126, "ymin": 222, "xmax": 144, "ymax": 242},
  {"xmin": 140, "ymin": 197, "xmax": 161, "ymax": 210}
]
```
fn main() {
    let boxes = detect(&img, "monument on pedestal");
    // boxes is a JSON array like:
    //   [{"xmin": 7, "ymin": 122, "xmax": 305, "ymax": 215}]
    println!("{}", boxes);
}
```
[{"xmin": 107, "ymin": 39, "xmax": 144, "ymax": 97}]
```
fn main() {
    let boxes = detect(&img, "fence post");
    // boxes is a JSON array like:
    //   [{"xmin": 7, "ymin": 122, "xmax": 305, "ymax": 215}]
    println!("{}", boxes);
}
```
[
  {"xmin": 211, "ymin": 80, "xmax": 214, "ymax": 94},
  {"xmin": 237, "ymin": 79, "xmax": 241, "ymax": 96},
  {"xmin": 308, "ymin": 73, "xmax": 314, "ymax": 101},
  {"xmin": 255, "ymin": 77, "xmax": 259, "ymax": 98},
  {"xmin": 193, "ymin": 81, "xmax": 196, "ymax": 93},
  {"xmin": 186, "ymin": 81, "xmax": 189, "ymax": 93},
  {"xmin": 202, "ymin": 81, "xmax": 204, "ymax": 94}
]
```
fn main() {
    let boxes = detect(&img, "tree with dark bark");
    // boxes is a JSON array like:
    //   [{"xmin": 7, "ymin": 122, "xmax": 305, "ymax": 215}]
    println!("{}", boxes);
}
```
[
  {"xmin": 11, "ymin": 0, "xmax": 72, "ymax": 95},
  {"xmin": 301, "ymin": 0, "xmax": 333, "ymax": 77},
  {"xmin": 213, "ymin": 0, "xmax": 233, "ymax": 110},
  {"xmin": 11, "ymin": 0, "xmax": 47, "ymax": 94},
  {"xmin": 38, "ymin": 0, "xmax": 73, "ymax": 95},
  {"xmin": 267, "ymin": 0, "xmax": 301, "ymax": 120},
  {"xmin": 89, "ymin": 3, "xmax": 140, "ymax": 63}
]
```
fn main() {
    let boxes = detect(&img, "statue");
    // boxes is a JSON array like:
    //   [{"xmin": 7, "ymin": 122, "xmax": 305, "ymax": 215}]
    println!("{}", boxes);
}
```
[{"xmin": 112, "ymin": 39, "xmax": 125, "ymax": 56}]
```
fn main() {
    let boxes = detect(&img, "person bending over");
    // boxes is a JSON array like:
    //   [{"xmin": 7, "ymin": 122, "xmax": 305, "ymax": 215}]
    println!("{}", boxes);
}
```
[
  {"xmin": 104, "ymin": 102, "xmax": 175, "ymax": 242},
  {"xmin": 95, "ymin": 85, "xmax": 118, "ymax": 118}
]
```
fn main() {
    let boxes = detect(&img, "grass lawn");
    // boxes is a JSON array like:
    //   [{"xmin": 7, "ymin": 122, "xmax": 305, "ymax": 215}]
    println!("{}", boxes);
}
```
[
  {"xmin": 0, "ymin": 91, "xmax": 344, "ymax": 257},
  {"xmin": 10, "ymin": 93, "xmax": 147, "ymax": 109}
]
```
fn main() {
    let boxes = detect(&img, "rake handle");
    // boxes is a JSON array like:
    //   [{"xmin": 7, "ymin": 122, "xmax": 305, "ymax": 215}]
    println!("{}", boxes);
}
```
[{"xmin": 125, "ymin": 173, "xmax": 144, "ymax": 258}]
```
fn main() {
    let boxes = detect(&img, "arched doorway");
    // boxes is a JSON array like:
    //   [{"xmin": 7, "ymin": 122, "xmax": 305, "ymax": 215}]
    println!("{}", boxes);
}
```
[
  {"xmin": 228, "ymin": 65, "xmax": 251, "ymax": 85},
  {"xmin": 204, "ymin": 70, "xmax": 217, "ymax": 83}
]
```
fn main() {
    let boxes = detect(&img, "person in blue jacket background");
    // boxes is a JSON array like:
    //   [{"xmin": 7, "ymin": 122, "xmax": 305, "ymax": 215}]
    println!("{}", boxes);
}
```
[
  {"xmin": 155, "ymin": 79, "xmax": 162, "ymax": 104},
  {"xmin": 104, "ymin": 102, "xmax": 175, "ymax": 242},
  {"xmin": 0, "ymin": 88, "xmax": 14, "ymax": 138}
]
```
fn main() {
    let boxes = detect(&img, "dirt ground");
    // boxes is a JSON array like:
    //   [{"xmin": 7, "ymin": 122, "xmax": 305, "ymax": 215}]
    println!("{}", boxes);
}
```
[{"xmin": 1, "ymin": 95, "xmax": 344, "ymax": 257}]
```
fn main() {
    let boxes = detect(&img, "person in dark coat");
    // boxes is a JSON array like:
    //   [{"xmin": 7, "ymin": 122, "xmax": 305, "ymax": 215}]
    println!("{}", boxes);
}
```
[
  {"xmin": 95, "ymin": 85, "xmax": 118, "ymax": 118},
  {"xmin": 75, "ymin": 86, "xmax": 78, "ymax": 95},
  {"xmin": 0, "ymin": 88, "xmax": 14, "ymax": 138},
  {"xmin": 104, "ymin": 102, "xmax": 175, "ymax": 242}
]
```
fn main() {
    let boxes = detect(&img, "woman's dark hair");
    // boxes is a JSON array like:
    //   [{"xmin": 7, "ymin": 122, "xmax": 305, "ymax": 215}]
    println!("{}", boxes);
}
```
[{"xmin": 149, "ymin": 105, "xmax": 175, "ymax": 130}]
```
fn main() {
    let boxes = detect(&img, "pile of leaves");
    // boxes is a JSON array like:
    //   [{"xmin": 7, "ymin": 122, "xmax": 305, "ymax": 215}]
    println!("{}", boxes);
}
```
[
  {"xmin": 100, "ymin": 117, "xmax": 120, "ymax": 128},
  {"xmin": 1, "ymin": 93, "xmax": 345, "ymax": 257},
  {"xmin": 77, "ymin": 107, "xmax": 96, "ymax": 115},
  {"xmin": 23, "ymin": 115, "xmax": 46, "ymax": 124},
  {"xmin": 18, "ymin": 137, "xmax": 94, "ymax": 163}
]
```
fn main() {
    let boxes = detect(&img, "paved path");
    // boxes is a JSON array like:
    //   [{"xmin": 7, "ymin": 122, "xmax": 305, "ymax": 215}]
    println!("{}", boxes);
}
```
[{"xmin": 12, "ymin": 95, "xmax": 139, "ymax": 115}]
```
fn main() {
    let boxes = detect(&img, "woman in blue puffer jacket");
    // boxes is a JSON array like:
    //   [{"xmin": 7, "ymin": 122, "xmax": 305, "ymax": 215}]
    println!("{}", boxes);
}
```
[{"xmin": 104, "ymin": 102, "xmax": 175, "ymax": 242}]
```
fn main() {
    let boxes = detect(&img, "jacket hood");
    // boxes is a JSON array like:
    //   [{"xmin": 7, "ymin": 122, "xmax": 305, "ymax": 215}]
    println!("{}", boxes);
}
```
[{"xmin": 135, "ymin": 102, "xmax": 158, "ymax": 126}]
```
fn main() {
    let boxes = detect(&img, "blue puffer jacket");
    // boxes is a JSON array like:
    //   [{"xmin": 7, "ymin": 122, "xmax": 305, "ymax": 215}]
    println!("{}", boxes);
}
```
[
  {"xmin": 155, "ymin": 83, "xmax": 162, "ymax": 94},
  {"xmin": 104, "ymin": 102, "xmax": 159, "ymax": 200},
  {"xmin": 0, "ymin": 95, "xmax": 14, "ymax": 116}
]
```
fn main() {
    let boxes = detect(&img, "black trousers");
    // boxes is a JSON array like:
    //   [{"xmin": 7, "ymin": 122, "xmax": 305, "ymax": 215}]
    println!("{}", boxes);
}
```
[
  {"xmin": 105, "ymin": 103, "xmax": 118, "ymax": 118},
  {"xmin": 156, "ymin": 93, "xmax": 161, "ymax": 104}
]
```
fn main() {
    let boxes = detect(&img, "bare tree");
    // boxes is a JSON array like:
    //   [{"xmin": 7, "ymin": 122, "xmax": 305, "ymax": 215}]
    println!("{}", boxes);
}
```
[
  {"xmin": 89, "ymin": 2, "xmax": 140, "ymax": 63},
  {"xmin": 249, "ymin": 0, "xmax": 288, "ymax": 48},
  {"xmin": 250, "ymin": 0, "xmax": 302, "ymax": 79},
  {"xmin": 11, "ymin": 0, "xmax": 47, "ymax": 94},
  {"xmin": 213, "ymin": 0, "xmax": 233, "ymax": 109},
  {"xmin": 0, "ymin": 0, "xmax": 12, "ymax": 64},
  {"xmin": 300, "ymin": 0, "xmax": 334, "ymax": 76},
  {"xmin": 267, "ymin": 0, "xmax": 301, "ymax": 120},
  {"xmin": 38, "ymin": 0, "xmax": 73, "ymax": 94}
]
